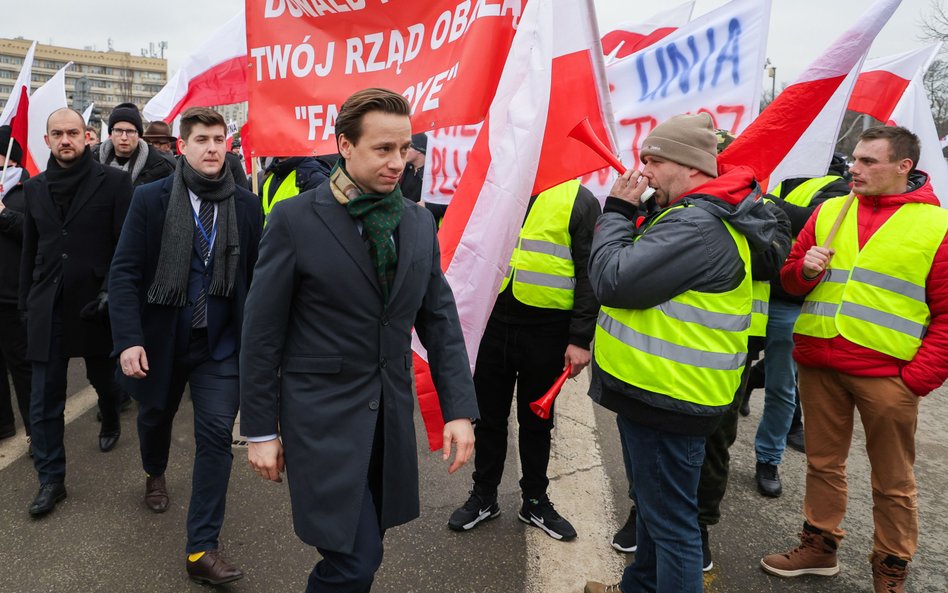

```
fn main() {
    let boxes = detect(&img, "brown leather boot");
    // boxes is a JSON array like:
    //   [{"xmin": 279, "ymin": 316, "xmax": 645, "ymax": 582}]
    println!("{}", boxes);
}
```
[
  {"xmin": 761, "ymin": 523, "xmax": 840, "ymax": 577},
  {"xmin": 870, "ymin": 551, "xmax": 909, "ymax": 593},
  {"xmin": 144, "ymin": 474, "xmax": 169, "ymax": 513}
]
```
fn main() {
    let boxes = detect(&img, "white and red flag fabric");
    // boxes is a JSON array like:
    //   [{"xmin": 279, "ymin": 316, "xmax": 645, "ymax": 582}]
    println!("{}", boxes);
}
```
[
  {"xmin": 81, "ymin": 102, "xmax": 95, "ymax": 124},
  {"xmin": 412, "ymin": 0, "xmax": 616, "ymax": 449},
  {"xmin": 28, "ymin": 62, "xmax": 72, "ymax": 173},
  {"xmin": 0, "ymin": 41, "xmax": 37, "ymax": 175},
  {"xmin": 143, "ymin": 11, "xmax": 247, "ymax": 123},
  {"xmin": 720, "ymin": 0, "xmax": 903, "ymax": 183},
  {"xmin": 848, "ymin": 43, "xmax": 948, "ymax": 203},
  {"xmin": 601, "ymin": 1, "xmax": 694, "ymax": 62}
]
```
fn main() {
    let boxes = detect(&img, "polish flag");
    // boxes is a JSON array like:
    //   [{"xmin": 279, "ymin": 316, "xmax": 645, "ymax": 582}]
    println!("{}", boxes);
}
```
[
  {"xmin": 28, "ymin": 62, "xmax": 72, "ymax": 172},
  {"xmin": 848, "ymin": 43, "xmax": 948, "ymax": 203},
  {"xmin": 601, "ymin": 1, "xmax": 695, "ymax": 61},
  {"xmin": 413, "ymin": 0, "xmax": 616, "ymax": 449},
  {"xmin": 719, "ymin": 0, "xmax": 902, "ymax": 184},
  {"xmin": 81, "ymin": 102, "xmax": 95, "ymax": 124},
  {"xmin": 0, "ymin": 41, "xmax": 37, "ymax": 175},
  {"xmin": 143, "ymin": 11, "xmax": 246, "ymax": 123},
  {"xmin": 239, "ymin": 121, "xmax": 253, "ymax": 176}
]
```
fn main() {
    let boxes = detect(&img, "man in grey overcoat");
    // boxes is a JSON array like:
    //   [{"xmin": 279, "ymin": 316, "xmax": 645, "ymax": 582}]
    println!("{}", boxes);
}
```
[{"xmin": 240, "ymin": 88, "xmax": 478, "ymax": 593}]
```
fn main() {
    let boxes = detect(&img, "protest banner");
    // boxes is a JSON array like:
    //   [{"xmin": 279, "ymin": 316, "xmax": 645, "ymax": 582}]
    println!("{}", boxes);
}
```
[
  {"xmin": 246, "ymin": 0, "xmax": 524, "ymax": 156},
  {"xmin": 422, "ymin": 123, "xmax": 481, "ymax": 206}
]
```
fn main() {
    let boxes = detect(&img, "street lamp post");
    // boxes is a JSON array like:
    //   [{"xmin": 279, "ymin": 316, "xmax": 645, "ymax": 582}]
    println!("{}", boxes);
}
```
[{"xmin": 765, "ymin": 58, "xmax": 777, "ymax": 101}]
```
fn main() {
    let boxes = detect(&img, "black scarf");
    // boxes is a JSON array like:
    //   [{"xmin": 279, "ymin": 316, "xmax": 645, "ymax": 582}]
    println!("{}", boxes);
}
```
[
  {"xmin": 147, "ymin": 158, "xmax": 239, "ymax": 307},
  {"xmin": 46, "ymin": 146, "xmax": 93, "ymax": 215}
]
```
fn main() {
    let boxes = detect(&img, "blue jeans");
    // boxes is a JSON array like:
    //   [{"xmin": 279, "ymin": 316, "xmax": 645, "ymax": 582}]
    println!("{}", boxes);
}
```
[
  {"xmin": 616, "ymin": 415, "xmax": 705, "ymax": 593},
  {"xmin": 755, "ymin": 300, "xmax": 801, "ymax": 465}
]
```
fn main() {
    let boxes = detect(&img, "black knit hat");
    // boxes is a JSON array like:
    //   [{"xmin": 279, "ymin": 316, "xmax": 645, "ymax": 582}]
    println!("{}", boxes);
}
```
[
  {"xmin": 0, "ymin": 125, "xmax": 23, "ymax": 164},
  {"xmin": 108, "ymin": 102, "xmax": 144, "ymax": 136}
]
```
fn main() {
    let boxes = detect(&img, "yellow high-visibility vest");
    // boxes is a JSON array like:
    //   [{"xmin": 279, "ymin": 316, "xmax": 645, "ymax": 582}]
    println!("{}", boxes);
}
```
[
  {"xmin": 499, "ymin": 180, "xmax": 578, "ymax": 310},
  {"xmin": 773, "ymin": 175, "xmax": 843, "ymax": 207},
  {"xmin": 595, "ymin": 204, "xmax": 753, "ymax": 410},
  {"xmin": 262, "ymin": 170, "xmax": 299, "ymax": 221},
  {"xmin": 794, "ymin": 196, "xmax": 948, "ymax": 360}
]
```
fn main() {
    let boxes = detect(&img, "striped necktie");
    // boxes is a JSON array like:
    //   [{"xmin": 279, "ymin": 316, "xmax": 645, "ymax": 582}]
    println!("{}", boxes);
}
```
[{"xmin": 191, "ymin": 199, "xmax": 214, "ymax": 328}]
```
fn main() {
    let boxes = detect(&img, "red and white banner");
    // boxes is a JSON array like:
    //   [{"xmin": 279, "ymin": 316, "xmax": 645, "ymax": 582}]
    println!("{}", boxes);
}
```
[
  {"xmin": 28, "ymin": 62, "xmax": 72, "ymax": 172},
  {"xmin": 143, "ymin": 11, "xmax": 247, "ymax": 123},
  {"xmin": 421, "ymin": 124, "xmax": 481, "ymax": 206},
  {"xmin": 245, "ymin": 1, "xmax": 524, "ymax": 156},
  {"xmin": 720, "ymin": 0, "xmax": 902, "ymax": 183},
  {"xmin": 608, "ymin": 0, "xmax": 770, "ymax": 171},
  {"xmin": 412, "ymin": 0, "xmax": 615, "ymax": 449},
  {"xmin": 601, "ymin": 1, "xmax": 694, "ymax": 62},
  {"xmin": 0, "ymin": 41, "xmax": 37, "ymax": 175}
]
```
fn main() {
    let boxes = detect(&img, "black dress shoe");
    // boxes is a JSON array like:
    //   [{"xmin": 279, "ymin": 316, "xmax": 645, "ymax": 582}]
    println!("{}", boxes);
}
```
[
  {"xmin": 145, "ymin": 474, "xmax": 169, "ymax": 513},
  {"xmin": 28, "ymin": 482, "xmax": 67, "ymax": 517},
  {"xmin": 755, "ymin": 462, "xmax": 782, "ymax": 498},
  {"xmin": 187, "ymin": 550, "xmax": 244, "ymax": 585},
  {"xmin": 99, "ymin": 429, "xmax": 120, "ymax": 452},
  {"xmin": 786, "ymin": 425, "xmax": 806, "ymax": 453}
]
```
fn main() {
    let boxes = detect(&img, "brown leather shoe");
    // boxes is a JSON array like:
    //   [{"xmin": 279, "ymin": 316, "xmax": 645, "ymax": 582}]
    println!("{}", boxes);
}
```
[
  {"xmin": 144, "ymin": 475, "xmax": 169, "ymax": 513},
  {"xmin": 871, "ymin": 551, "xmax": 909, "ymax": 593},
  {"xmin": 761, "ymin": 524, "xmax": 839, "ymax": 578},
  {"xmin": 186, "ymin": 550, "xmax": 243, "ymax": 585}
]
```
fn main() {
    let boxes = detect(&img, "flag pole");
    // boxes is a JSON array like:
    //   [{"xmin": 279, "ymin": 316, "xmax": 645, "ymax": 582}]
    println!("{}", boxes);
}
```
[
  {"xmin": 251, "ymin": 154, "xmax": 260, "ymax": 195},
  {"xmin": 0, "ymin": 137, "xmax": 14, "ymax": 197},
  {"xmin": 821, "ymin": 192, "xmax": 855, "ymax": 248}
]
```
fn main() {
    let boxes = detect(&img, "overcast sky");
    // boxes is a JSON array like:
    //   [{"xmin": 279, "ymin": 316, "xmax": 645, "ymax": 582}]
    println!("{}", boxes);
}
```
[{"xmin": 1, "ymin": 0, "xmax": 940, "ymax": 87}]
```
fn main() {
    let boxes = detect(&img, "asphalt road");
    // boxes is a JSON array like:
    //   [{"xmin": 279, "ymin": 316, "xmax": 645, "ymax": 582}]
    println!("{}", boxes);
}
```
[{"xmin": 0, "ymin": 361, "xmax": 945, "ymax": 593}]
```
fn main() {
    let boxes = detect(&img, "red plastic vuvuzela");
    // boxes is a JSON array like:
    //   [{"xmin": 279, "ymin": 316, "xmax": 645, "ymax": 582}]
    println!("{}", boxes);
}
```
[
  {"xmin": 530, "ymin": 365, "xmax": 572, "ymax": 420},
  {"xmin": 568, "ymin": 118, "xmax": 626, "ymax": 175}
]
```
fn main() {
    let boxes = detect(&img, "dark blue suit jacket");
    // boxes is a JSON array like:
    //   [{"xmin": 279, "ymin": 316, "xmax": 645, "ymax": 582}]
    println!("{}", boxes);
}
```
[{"xmin": 108, "ymin": 174, "xmax": 262, "ymax": 409}]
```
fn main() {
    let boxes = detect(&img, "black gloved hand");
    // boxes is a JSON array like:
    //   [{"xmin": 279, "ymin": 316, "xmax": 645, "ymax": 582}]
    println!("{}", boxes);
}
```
[{"xmin": 80, "ymin": 291, "xmax": 109, "ymax": 323}]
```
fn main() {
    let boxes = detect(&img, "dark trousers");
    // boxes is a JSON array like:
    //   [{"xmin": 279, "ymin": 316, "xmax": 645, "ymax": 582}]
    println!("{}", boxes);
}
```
[
  {"xmin": 137, "ymin": 329, "xmax": 238, "ymax": 553},
  {"xmin": 30, "ymin": 315, "xmax": 121, "ymax": 484},
  {"xmin": 0, "ymin": 305, "xmax": 32, "ymax": 435},
  {"xmin": 471, "ymin": 318, "xmax": 568, "ymax": 501}
]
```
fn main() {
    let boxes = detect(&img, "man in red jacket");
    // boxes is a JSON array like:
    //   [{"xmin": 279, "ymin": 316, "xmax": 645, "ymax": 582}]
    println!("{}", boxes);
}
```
[{"xmin": 760, "ymin": 126, "xmax": 948, "ymax": 593}]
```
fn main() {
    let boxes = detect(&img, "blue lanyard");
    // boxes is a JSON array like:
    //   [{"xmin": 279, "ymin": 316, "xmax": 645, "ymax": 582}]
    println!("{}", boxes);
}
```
[{"xmin": 191, "ymin": 204, "xmax": 217, "ymax": 264}]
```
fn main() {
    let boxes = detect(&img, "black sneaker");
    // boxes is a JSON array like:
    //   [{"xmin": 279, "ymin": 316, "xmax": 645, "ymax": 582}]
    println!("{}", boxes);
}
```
[
  {"xmin": 519, "ymin": 497, "xmax": 576, "ymax": 541},
  {"xmin": 612, "ymin": 507, "xmax": 637, "ymax": 552},
  {"xmin": 448, "ymin": 490, "xmax": 500, "ymax": 532},
  {"xmin": 756, "ymin": 462, "xmax": 782, "ymax": 498},
  {"xmin": 700, "ymin": 524, "xmax": 713, "ymax": 572},
  {"xmin": 786, "ymin": 425, "xmax": 805, "ymax": 453}
]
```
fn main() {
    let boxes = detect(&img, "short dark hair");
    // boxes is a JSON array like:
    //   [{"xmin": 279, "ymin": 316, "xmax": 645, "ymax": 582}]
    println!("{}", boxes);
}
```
[
  {"xmin": 858, "ymin": 125, "xmax": 920, "ymax": 172},
  {"xmin": 335, "ymin": 88, "xmax": 410, "ymax": 148},
  {"xmin": 85, "ymin": 125, "xmax": 98, "ymax": 134},
  {"xmin": 179, "ymin": 107, "xmax": 226, "ymax": 141},
  {"xmin": 46, "ymin": 107, "xmax": 85, "ymax": 132}
]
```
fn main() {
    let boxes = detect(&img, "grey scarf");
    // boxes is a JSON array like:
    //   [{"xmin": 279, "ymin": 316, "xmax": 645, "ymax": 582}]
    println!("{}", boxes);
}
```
[
  {"xmin": 146, "ymin": 158, "xmax": 239, "ymax": 307},
  {"xmin": 100, "ymin": 138, "xmax": 149, "ymax": 183}
]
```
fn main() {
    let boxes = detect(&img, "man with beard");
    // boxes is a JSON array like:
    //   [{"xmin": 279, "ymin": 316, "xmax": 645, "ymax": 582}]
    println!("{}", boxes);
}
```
[
  {"xmin": 96, "ymin": 102, "xmax": 174, "ymax": 187},
  {"xmin": 109, "ymin": 107, "xmax": 262, "ymax": 585},
  {"xmin": 19, "ymin": 108, "xmax": 132, "ymax": 516}
]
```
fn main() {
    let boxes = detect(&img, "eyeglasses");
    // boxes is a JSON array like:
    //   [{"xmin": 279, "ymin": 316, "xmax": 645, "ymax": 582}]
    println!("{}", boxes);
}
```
[{"xmin": 112, "ymin": 128, "xmax": 139, "ymax": 137}]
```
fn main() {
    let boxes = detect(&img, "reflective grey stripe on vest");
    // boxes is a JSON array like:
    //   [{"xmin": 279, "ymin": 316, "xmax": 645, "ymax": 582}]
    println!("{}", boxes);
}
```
[
  {"xmin": 598, "ymin": 311, "xmax": 747, "ymax": 371},
  {"xmin": 519, "ymin": 239, "xmax": 573, "ymax": 261},
  {"xmin": 851, "ymin": 267, "xmax": 926, "ymax": 303},
  {"xmin": 753, "ymin": 300, "xmax": 769, "ymax": 315},
  {"xmin": 515, "ymin": 270, "xmax": 576, "ymax": 290},
  {"xmin": 801, "ymin": 301, "xmax": 838, "ymax": 317},
  {"xmin": 822, "ymin": 268, "xmax": 849, "ymax": 283},
  {"xmin": 839, "ymin": 302, "xmax": 927, "ymax": 340},
  {"xmin": 656, "ymin": 301, "xmax": 750, "ymax": 332}
]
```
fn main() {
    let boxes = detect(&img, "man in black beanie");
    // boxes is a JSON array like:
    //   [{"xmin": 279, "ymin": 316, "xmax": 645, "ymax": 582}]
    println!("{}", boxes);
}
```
[
  {"xmin": 109, "ymin": 106, "xmax": 262, "ymax": 585},
  {"xmin": 0, "ymin": 125, "xmax": 32, "ymax": 446},
  {"xmin": 19, "ymin": 108, "xmax": 133, "ymax": 517},
  {"xmin": 95, "ymin": 102, "xmax": 174, "ymax": 187}
]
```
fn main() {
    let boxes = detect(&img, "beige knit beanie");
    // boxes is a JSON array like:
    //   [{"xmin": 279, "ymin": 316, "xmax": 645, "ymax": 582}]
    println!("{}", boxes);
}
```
[{"xmin": 640, "ymin": 113, "xmax": 719, "ymax": 178}]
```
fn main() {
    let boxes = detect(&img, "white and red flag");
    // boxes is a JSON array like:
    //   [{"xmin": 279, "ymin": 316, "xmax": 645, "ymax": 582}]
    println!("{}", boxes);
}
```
[
  {"xmin": 0, "ymin": 41, "xmax": 37, "ymax": 175},
  {"xmin": 601, "ymin": 1, "xmax": 694, "ymax": 62},
  {"xmin": 28, "ymin": 62, "xmax": 72, "ymax": 173},
  {"xmin": 848, "ymin": 43, "xmax": 948, "ymax": 203},
  {"xmin": 720, "ymin": 0, "xmax": 903, "ymax": 183},
  {"xmin": 412, "ymin": 0, "xmax": 616, "ymax": 449},
  {"xmin": 143, "ymin": 11, "xmax": 247, "ymax": 123}
]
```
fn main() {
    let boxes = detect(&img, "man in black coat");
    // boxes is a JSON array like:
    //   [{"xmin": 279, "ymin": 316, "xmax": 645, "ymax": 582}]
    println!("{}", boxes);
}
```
[
  {"xmin": 109, "ymin": 107, "xmax": 262, "ymax": 586},
  {"xmin": 0, "ymin": 126, "xmax": 32, "ymax": 443},
  {"xmin": 240, "ymin": 88, "xmax": 477, "ymax": 593},
  {"xmin": 94, "ymin": 102, "xmax": 174, "ymax": 187},
  {"xmin": 19, "ymin": 108, "xmax": 133, "ymax": 516}
]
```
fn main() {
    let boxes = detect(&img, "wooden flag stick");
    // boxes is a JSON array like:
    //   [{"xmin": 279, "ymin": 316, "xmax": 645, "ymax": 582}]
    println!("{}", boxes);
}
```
[
  {"xmin": 821, "ymin": 192, "xmax": 855, "ymax": 249},
  {"xmin": 0, "ymin": 137, "xmax": 14, "ymax": 197},
  {"xmin": 250, "ymin": 154, "xmax": 260, "ymax": 196}
]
